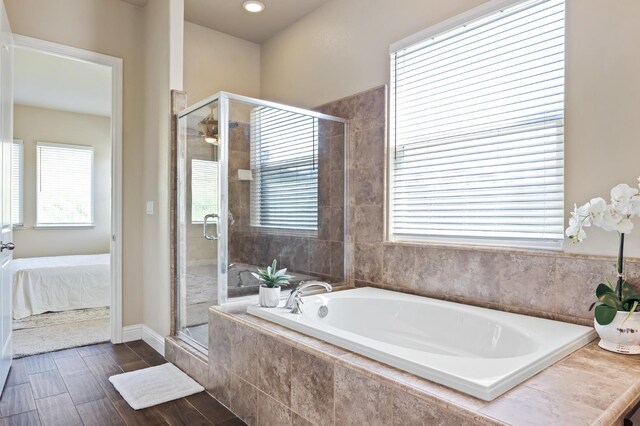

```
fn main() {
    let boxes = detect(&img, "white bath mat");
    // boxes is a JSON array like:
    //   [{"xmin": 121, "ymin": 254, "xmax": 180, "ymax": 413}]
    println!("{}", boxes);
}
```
[{"xmin": 109, "ymin": 362, "xmax": 204, "ymax": 410}]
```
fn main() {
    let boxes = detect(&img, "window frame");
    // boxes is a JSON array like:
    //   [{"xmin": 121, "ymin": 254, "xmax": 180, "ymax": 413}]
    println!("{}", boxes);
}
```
[
  {"xmin": 36, "ymin": 141, "xmax": 95, "ymax": 228},
  {"xmin": 11, "ymin": 139, "xmax": 24, "ymax": 228},
  {"xmin": 387, "ymin": 0, "xmax": 565, "ymax": 251}
]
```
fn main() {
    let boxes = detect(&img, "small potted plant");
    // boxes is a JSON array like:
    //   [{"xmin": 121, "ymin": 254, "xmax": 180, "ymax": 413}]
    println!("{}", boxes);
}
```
[
  {"xmin": 252, "ymin": 259, "xmax": 293, "ymax": 308},
  {"xmin": 566, "ymin": 178, "xmax": 640, "ymax": 354}
]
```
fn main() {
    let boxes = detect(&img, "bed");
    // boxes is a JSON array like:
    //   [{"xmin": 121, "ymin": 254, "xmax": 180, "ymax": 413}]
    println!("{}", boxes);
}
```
[{"xmin": 9, "ymin": 254, "xmax": 111, "ymax": 319}]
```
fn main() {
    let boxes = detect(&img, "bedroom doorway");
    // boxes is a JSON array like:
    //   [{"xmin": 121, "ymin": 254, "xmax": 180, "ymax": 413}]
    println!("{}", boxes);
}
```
[{"xmin": 10, "ymin": 36, "xmax": 123, "ymax": 357}]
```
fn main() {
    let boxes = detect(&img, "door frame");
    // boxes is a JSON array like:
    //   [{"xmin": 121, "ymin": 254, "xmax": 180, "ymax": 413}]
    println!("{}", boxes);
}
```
[{"xmin": 12, "ymin": 34, "xmax": 124, "ymax": 343}]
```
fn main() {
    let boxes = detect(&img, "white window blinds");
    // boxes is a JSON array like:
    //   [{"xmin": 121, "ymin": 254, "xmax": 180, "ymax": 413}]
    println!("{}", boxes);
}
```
[
  {"xmin": 250, "ymin": 107, "xmax": 318, "ymax": 231},
  {"xmin": 191, "ymin": 158, "xmax": 218, "ymax": 223},
  {"xmin": 11, "ymin": 140, "xmax": 24, "ymax": 226},
  {"xmin": 390, "ymin": 0, "xmax": 565, "ymax": 248},
  {"xmin": 37, "ymin": 142, "xmax": 94, "ymax": 226}
]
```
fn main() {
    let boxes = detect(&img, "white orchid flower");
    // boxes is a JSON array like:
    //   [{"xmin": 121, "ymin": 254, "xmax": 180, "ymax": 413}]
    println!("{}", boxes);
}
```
[
  {"xmin": 615, "ymin": 218, "xmax": 634, "ymax": 234},
  {"xmin": 611, "ymin": 183, "xmax": 638, "ymax": 215},
  {"xmin": 568, "ymin": 179, "xmax": 640, "ymax": 241},
  {"xmin": 588, "ymin": 197, "xmax": 607, "ymax": 226},
  {"xmin": 602, "ymin": 205, "xmax": 626, "ymax": 232}
]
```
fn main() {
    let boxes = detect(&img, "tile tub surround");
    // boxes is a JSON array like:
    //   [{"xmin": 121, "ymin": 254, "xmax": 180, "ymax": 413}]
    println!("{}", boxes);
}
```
[
  {"xmin": 227, "ymin": 115, "xmax": 346, "ymax": 286},
  {"xmin": 207, "ymin": 305, "xmax": 640, "ymax": 426},
  {"xmin": 315, "ymin": 86, "xmax": 640, "ymax": 326}
]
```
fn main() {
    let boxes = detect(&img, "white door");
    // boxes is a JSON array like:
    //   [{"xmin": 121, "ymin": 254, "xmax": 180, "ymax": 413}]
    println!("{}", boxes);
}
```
[{"xmin": 0, "ymin": 0, "xmax": 13, "ymax": 394}]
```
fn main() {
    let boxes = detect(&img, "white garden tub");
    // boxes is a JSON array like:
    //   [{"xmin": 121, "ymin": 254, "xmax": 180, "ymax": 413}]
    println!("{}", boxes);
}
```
[{"xmin": 247, "ymin": 287, "xmax": 596, "ymax": 401}]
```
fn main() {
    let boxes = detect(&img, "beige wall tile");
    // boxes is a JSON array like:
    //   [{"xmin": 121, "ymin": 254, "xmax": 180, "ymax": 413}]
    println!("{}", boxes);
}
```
[
  {"xmin": 257, "ymin": 392, "xmax": 292, "ymax": 426},
  {"xmin": 334, "ymin": 366, "xmax": 393, "ymax": 426},
  {"xmin": 257, "ymin": 334, "xmax": 292, "ymax": 407},
  {"xmin": 480, "ymin": 385, "xmax": 601, "ymax": 426},
  {"xmin": 452, "ymin": 250, "xmax": 502, "ymax": 304},
  {"xmin": 188, "ymin": 355, "xmax": 209, "ymax": 387},
  {"xmin": 230, "ymin": 374, "xmax": 258, "ymax": 425},
  {"xmin": 228, "ymin": 320, "xmax": 258, "ymax": 385},
  {"xmin": 206, "ymin": 361, "xmax": 231, "ymax": 408},
  {"xmin": 525, "ymin": 364, "xmax": 631, "ymax": 411},
  {"xmin": 499, "ymin": 254, "xmax": 556, "ymax": 312},
  {"xmin": 382, "ymin": 244, "xmax": 416, "ymax": 289},
  {"xmin": 309, "ymin": 240, "xmax": 331, "ymax": 276},
  {"xmin": 291, "ymin": 348, "xmax": 334, "ymax": 426},
  {"xmin": 350, "ymin": 127, "xmax": 385, "ymax": 170},
  {"xmin": 392, "ymin": 391, "xmax": 479, "ymax": 426},
  {"xmin": 352, "ymin": 167, "xmax": 384, "ymax": 206},
  {"xmin": 209, "ymin": 310, "xmax": 231, "ymax": 367},
  {"xmin": 330, "ymin": 206, "xmax": 345, "ymax": 242},
  {"xmin": 354, "ymin": 243, "xmax": 383, "ymax": 283},
  {"xmin": 414, "ymin": 246, "xmax": 457, "ymax": 297},
  {"xmin": 556, "ymin": 257, "xmax": 616, "ymax": 319},
  {"xmin": 353, "ymin": 87, "xmax": 387, "ymax": 133},
  {"xmin": 292, "ymin": 412, "xmax": 315, "ymax": 426},
  {"xmin": 354, "ymin": 205, "xmax": 384, "ymax": 243}
]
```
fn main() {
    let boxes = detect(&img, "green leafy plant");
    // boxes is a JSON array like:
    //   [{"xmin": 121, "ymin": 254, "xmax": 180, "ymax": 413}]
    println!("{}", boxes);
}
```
[
  {"xmin": 251, "ymin": 259, "xmax": 293, "ymax": 288},
  {"xmin": 590, "ymin": 279, "xmax": 640, "ymax": 325}
]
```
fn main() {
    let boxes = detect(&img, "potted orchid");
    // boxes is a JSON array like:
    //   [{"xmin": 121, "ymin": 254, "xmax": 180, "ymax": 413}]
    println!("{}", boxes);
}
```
[
  {"xmin": 566, "ymin": 178, "xmax": 640, "ymax": 354},
  {"xmin": 252, "ymin": 259, "xmax": 293, "ymax": 308}
]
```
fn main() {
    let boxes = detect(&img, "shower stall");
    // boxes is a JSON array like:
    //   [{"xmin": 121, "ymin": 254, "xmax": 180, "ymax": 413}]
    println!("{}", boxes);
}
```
[{"xmin": 175, "ymin": 92, "xmax": 347, "ymax": 353}]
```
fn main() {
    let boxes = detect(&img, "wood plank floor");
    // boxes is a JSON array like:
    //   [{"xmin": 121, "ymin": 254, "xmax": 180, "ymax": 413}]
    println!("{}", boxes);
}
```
[{"xmin": 0, "ymin": 341, "xmax": 244, "ymax": 426}]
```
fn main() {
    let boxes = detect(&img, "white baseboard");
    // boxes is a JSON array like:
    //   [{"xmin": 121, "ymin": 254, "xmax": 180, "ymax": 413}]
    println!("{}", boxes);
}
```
[
  {"xmin": 141, "ymin": 325, "xmax": 165, "ymax": 356},
  {"xmin": 121, "ymin": 325, "xmax": 142, "ymax": 342},
  {"xmin": 121, "ymin": 324, "xmax": 165, "ymax": 356}
]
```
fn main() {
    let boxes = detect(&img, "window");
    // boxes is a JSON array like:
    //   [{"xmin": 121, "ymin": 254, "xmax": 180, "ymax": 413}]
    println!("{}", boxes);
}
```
[
  {"xmin": 389, "ymin": 0, "xmax": 565, "ymax": 249},
  {"xmin": 11, "ymin": 140, "xmax": 24, "ymax": 226},
  {"xmin": 37, "ymin": 142, "xmax": 94, "ymax": 226},
  {"xmin": 250, "ymin": 107, "xmax": 318, "ymax": 232},
  {"xmin": 191, "ymin": 158, "xmax": 218, "ymax": 223}
]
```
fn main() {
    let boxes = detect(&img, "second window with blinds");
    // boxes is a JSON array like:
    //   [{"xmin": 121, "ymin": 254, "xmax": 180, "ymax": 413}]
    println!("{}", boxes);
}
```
[
  {"xmin": 250, "ymin": 107, "xmax": 319, "ymax": 233},
  {"xmin": 389, "ymin": 0, "xmax": 565, "ymax": 249},
  {"xmin": 36, "ymin": 142, "xmax": 95, "ymax": 227}
]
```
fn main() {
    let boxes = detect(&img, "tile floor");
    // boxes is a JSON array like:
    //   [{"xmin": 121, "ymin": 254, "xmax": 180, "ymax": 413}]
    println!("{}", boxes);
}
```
[{"xmin": 0, "ymin": 340, "xmax": 246, "ymax": 426}]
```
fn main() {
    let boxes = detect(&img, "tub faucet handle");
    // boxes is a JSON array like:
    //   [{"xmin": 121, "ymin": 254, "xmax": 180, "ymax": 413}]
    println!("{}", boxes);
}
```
[{"xmin": 290, "ymin": 293, "xmax": 304, "ymax": 314}]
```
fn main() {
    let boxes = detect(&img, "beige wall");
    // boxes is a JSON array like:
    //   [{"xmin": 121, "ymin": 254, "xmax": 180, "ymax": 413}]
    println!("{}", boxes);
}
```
[
  {"xmin": 6, "ymin": 0, "xmax": 186, "ymax": 337},
  {"xmin": 183, "ymin": 21, "xmax": 260, "ymax": 105},
  {"xmin": 260, "ymin": 0, "xmax": 485, "ymax": 107},
  {"xmin": 141, "ymin": 0, "xmax": 183, "ymax": 338},
  {"xmin": 13, "ymin": 105, "xmax": 111, "ymax": 258},
  {"xmin": 5, "ymin": 0, "xmax": 145, "ymax": 326},
  {"xmin": 260, "ymin": 0, "xmax": 640, "ymax": 258}
]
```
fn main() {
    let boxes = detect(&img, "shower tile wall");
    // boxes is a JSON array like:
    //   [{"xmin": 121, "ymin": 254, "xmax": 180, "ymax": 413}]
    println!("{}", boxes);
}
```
[
  {"xmin": 227, "ymin": 119, "xmax": 345, "ymax": 285},
  {"xmin": 317, "ymin": 85, "xmax": 640, "ymax": 326}
]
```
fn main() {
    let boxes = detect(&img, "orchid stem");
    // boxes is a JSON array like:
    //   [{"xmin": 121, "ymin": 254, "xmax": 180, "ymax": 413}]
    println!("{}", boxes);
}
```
[{"xmin": 617, "ymin": 232, "xmax": 625, "ymax": 300}]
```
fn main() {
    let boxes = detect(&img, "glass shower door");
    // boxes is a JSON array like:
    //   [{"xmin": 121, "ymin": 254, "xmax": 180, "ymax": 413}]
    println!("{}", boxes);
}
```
[{"xmin": 176, "ymin": 98, "xmax": 223, "ymax": 352}]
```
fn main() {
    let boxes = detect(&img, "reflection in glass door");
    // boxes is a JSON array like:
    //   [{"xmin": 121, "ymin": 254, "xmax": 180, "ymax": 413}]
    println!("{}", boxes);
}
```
[{"xmin": 176, "ymin": 99, "xmax": 222, "ymax": 352}]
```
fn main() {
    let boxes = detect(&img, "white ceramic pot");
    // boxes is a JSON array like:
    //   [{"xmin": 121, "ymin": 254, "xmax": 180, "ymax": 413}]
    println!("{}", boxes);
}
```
[
  {"xmin": 259, "ymin": 285, "xmax": 281, "ymax": 308},
  {"xmin": 594, "ymin": 311, "xmax": 640, "ymax": 354}
]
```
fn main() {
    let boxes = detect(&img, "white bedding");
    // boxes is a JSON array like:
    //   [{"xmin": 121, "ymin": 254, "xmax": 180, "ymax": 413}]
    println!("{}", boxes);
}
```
[{"xmin": 9, "ymin": 254, "xmax": 111, "ymax": 319}]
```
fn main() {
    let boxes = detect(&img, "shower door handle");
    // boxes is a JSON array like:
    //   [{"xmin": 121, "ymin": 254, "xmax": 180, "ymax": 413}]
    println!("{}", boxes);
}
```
[{"xmin": 203, "ymin": 214, "xmax": 219, "ymax": 241}]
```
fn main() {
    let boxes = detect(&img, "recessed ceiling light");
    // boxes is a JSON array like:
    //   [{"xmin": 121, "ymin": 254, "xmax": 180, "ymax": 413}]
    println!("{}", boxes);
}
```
[{"xmin": 242, "ymin": 1, "xmax": 265, "ymax": 13}]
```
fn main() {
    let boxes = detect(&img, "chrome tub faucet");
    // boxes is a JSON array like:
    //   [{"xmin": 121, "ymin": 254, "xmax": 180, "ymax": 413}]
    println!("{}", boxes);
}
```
[{"xmin": 285, "ymin": 281, "xmax": 332, "ymax": 313}]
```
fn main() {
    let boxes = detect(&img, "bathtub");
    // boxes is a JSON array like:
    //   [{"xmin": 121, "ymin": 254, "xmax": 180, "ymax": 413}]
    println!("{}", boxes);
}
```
[{"xmin": 247, "ymin": 287, "xmax": 597, "ymax": 401}]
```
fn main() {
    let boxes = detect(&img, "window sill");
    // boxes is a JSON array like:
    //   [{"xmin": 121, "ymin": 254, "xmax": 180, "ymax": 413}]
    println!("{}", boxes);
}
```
[
  {"xmin": 33, "ymin": 224, "xmax": 96, "ymax": 230},
  {"xmin": 390, "ymin": 235, "xmax": 564, "ymax": 253},
  {"xmin": 250, "ymin": 226, "xmax": 318, "ymax": 238}
]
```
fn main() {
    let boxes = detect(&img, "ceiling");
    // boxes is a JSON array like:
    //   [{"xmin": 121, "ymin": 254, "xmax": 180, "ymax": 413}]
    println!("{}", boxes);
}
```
[
  {"xmin": 119, "ymin": 0, "xmax": 331, "ymax": 43},
  {"xmin": 14, "ymin": 48, "xmax": 112, "ymax": 117}
]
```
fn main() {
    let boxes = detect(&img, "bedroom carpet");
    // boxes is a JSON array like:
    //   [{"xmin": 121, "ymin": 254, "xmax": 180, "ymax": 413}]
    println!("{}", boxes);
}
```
[{"xmin": 13, "ymin": 307, "xmax": 110, "ymax": 358}]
